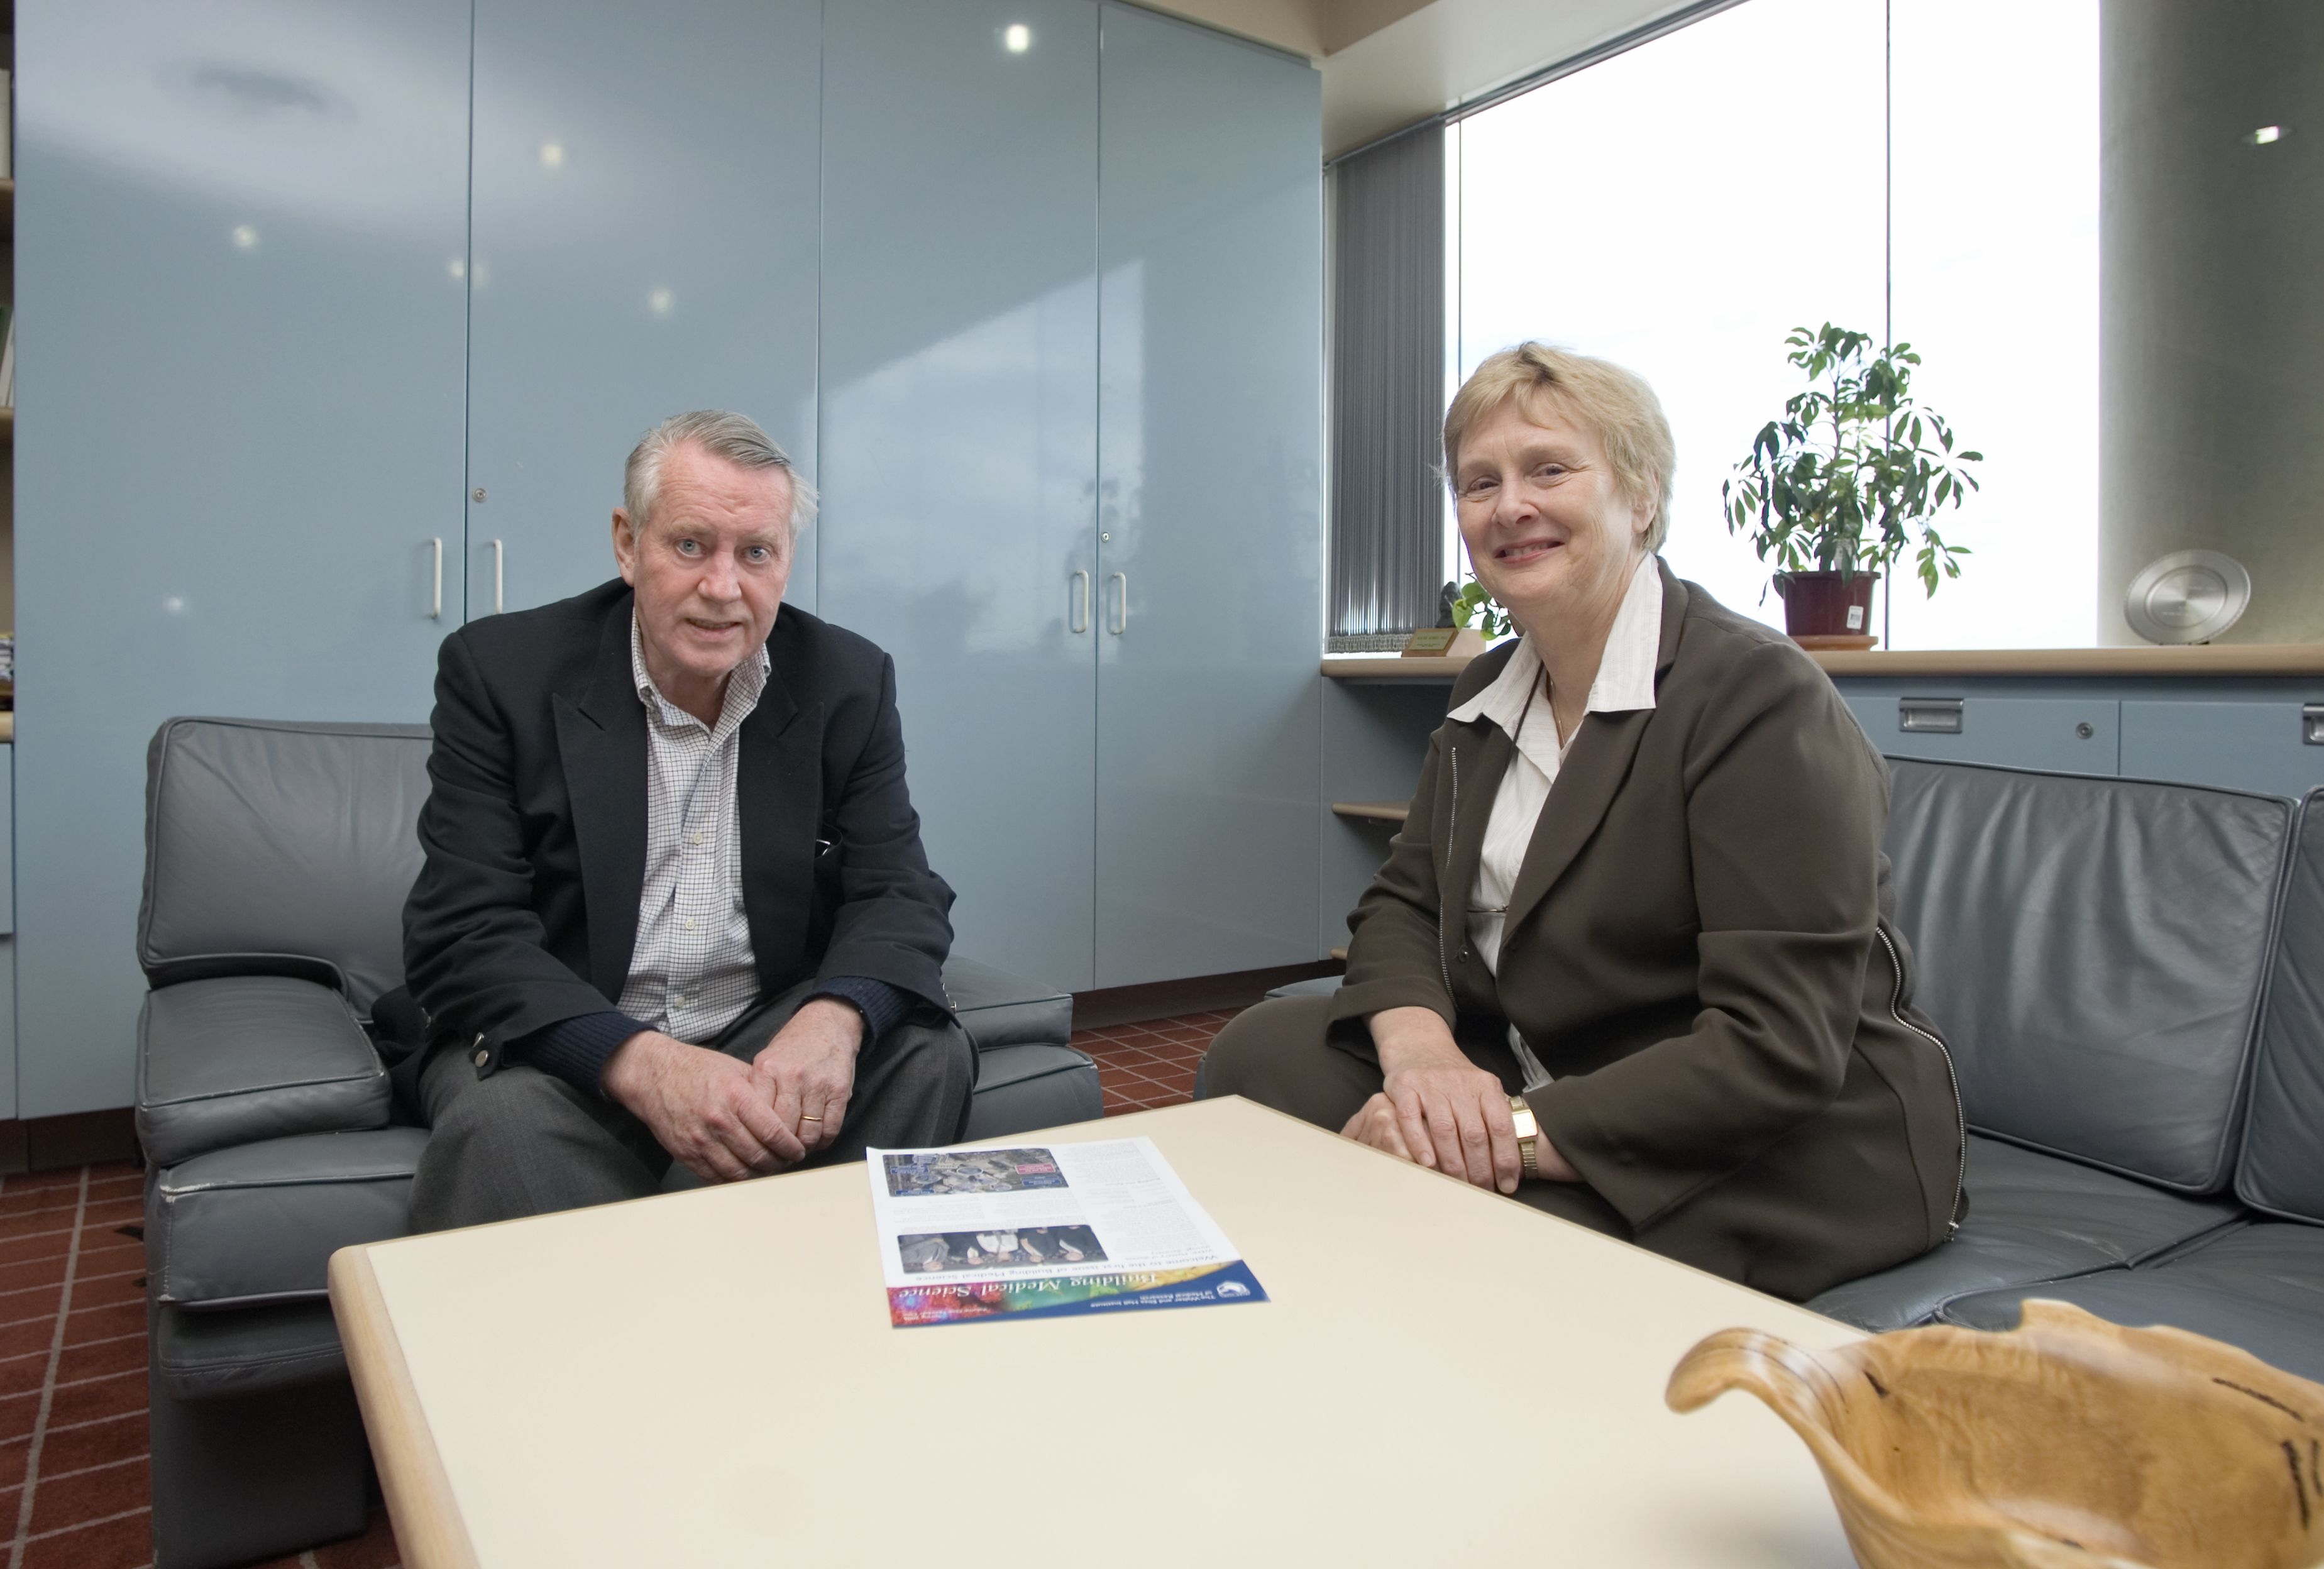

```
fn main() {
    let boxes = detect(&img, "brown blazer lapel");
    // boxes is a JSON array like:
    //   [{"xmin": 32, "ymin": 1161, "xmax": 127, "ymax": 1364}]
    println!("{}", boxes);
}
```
[
  {"xmin": 1499, "ymin": 561, "xmax": 1692, "ymax": 938},
  {"xmin": 1440, "ymin": 718, "xmax": 1516, "ymax": 942}
]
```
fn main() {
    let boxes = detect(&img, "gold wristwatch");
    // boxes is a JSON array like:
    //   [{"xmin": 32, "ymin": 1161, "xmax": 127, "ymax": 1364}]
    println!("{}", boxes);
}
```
[{"xmin": 1507, "ymin": 1094, "xmax": 1540, "ymax": 1181}]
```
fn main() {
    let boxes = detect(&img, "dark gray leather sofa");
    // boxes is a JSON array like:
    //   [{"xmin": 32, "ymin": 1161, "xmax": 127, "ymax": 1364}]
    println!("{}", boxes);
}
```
[
  {"xmin": 1262, "ymin": 757, "xmax": 2324, "ymax": 1382},
  {"xmin": 133, "ymin": 717, "xmax": 1100, "ymax": 1569}
]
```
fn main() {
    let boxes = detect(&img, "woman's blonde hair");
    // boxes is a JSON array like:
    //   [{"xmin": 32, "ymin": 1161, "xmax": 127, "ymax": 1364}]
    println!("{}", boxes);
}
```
[{"xmin": 1443, "ymin": 343, "xmax": 1675, "ymax": 551}]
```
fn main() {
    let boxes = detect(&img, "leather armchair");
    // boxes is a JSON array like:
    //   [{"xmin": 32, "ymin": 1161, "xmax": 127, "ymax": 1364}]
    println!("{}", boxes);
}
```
[{"xmin": 133, "ymin": 717, "xmax": 1098, "ymax": 1569}]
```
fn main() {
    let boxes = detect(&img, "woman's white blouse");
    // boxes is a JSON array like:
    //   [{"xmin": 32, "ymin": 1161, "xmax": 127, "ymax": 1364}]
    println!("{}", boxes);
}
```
[{"xmin": 1443, "ymin": 556, "xmax": 1664, "ymax": 1089}]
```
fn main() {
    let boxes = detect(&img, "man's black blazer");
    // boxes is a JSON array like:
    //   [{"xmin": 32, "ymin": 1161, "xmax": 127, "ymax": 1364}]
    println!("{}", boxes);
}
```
[{"xmin": 402, "ymin": 578, "xmax": 954, "ymax": 1076}]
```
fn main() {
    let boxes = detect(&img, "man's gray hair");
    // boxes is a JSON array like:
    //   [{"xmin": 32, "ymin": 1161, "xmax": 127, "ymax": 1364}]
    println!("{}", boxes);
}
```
[{"xmin": 623, "ymin": 410, "xmax": 820, "ymax": 538}]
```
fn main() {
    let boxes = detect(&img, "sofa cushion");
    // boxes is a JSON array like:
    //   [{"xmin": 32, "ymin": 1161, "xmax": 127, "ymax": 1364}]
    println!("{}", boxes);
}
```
[
  {"xmin": 153, "ymin": 1301, "xmax": 348, "ymax": 1402},
  {"xmin": 140, "ymin": 717, "xmax": 434, "ymax": 1012},
  {"xmin": 962, "ymin": 1043, "xmax": 1101, "ymax": 1140},
  {"xmin": 2239, "ymin": 790, "xmax": 2324, "ymax": 1223},
  {"xmin": 944, "ymin": 955, "xmax": 1073, "ymax": 1054},
  {"xmin": 1885, "ymin": 759, "xmax": 2290, "ymax": 1193},
  {"xmin": 137, "ymin": 977, "xmax": 390, "ymax": 1168},
  {"xmin": 1808, "ymin": 1135, "xmax": 2244, "ymax": 1331},
  {"xmin": 1940, "ymin": 1222, "xmax": 2324, "ymax": 1385},
  {"xmin": 148, "ymin": 1128, "xmax": 428, "ymax": 1311}
]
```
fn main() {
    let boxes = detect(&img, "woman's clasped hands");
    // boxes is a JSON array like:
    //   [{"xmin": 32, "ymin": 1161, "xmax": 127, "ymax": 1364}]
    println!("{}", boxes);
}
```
[{"xmin": 1342, "ymin": 1005, "xmax": 1579, "ymax": 1194}]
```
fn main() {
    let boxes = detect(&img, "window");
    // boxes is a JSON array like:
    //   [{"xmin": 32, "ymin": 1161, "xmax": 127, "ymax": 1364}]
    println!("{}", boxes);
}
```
[{"xmin": 1450, "ymin": 0, "xmax": 2097, "ymax": 648}]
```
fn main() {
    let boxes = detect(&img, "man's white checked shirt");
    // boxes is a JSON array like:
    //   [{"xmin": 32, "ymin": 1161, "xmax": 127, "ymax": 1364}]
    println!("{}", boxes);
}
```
[{"xmin": 614, "ymin": 615, "xmax": 770, "ymax": 1044}]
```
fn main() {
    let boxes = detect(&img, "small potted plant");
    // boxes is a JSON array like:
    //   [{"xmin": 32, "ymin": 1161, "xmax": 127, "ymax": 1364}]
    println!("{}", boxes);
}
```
[{"xmin": 1723, "ymin": 324, "xmax": 1981, "ymax": 642}]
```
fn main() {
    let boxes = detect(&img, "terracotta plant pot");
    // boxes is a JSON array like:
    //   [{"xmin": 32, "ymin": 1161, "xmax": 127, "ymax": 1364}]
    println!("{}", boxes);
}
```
[
  {"xmin": 1776, "ymin": 570, "xmax": 1879, "ymax": 637},
  {"xmin": 1666, "ymin": 1299, "xmax": 2324, "ymax": 1569}
]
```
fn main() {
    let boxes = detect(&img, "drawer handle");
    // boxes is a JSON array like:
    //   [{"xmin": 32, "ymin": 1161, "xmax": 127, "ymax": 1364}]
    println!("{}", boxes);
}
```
[
  {"xmin": 1898, "ymin": 698, "xmax": 1963, "ymax": 735},
  {"xmin": 2304, "ymin": 704, "xmax": 2324, "ymax": 746}
]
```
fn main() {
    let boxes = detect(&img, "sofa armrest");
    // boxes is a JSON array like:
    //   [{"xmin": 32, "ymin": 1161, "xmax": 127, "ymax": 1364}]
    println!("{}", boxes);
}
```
[
  {"xmin": 942, "ymin": 955, "xmax": 1072, "ymax": 1054},
  {"xmin": 137, "ymin": 976, "xmax": 390, "ymax": 1168}
]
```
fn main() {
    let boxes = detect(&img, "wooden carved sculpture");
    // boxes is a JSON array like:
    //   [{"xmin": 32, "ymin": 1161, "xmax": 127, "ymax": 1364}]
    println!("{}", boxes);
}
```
[{"xmin": 1667, "ymin": 1299, "xmax": 2324, "ymax": 1569}]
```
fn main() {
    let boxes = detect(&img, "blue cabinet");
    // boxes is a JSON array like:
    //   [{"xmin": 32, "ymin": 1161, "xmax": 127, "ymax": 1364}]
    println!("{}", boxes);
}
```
[
  {"xmin": 1834, "ymin": 676, "xmax": 2324, "ymax": 800},
  {"xmin": 1842, "ymin": 693, "xmax": 2121, "ymax": 774},
  {"xmin": 1093, "ymin": 4, "xmax": 1323, "ymax": 987},
  {"xmin": 463, "ymin": 0, "xmax": 824, "ymax": 617},
  {"xmin": 2121, "ymin": 700, "xmax": 2324, "ymax": 799},
  {"xmin": 15, "ymin": 0, "xmax": 473, "ymax": 1114},
  {"xmin": 818, "ymin": 0, "xmax": 1102, "ymax": 988}
]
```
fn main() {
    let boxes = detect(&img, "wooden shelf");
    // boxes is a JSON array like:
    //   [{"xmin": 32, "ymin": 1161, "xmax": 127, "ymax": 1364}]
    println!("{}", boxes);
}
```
[
  {"xmin": 1322, "ymin": 655, "xmax": 1468, "ymax": 681},
  {"xmin": 1331, "ymin": 800, "xmax": 1408, "ymax": 823},
  {"xmin": 1328, "ymin": 643, "xmax": 2324, "ymax": 682},
  {"xmin": 0, "ymin": 713, "xmax": 14, "ymax": 743},
  {"xmin": 1814, "ymin": 644, "xmax": 2324, "ymax": 678}
]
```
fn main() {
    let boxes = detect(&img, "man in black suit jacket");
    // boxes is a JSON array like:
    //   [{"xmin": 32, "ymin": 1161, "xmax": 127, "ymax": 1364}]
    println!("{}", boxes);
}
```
[{"xmin": 402, "ymin": 410, "xmax": 972, "ymax": 1231}]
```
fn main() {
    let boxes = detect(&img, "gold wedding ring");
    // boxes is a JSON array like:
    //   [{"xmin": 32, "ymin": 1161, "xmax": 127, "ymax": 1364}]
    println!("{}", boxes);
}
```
[{"xmin": 798, "ymin": 1115, "xmax": 823, "ymax": 1123}]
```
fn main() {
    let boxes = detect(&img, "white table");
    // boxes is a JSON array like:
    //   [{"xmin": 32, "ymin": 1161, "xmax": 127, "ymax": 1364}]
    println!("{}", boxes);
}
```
[{"xmin": 330, "ymin": 1096, "xmax": 1861, "ymax": 1567}]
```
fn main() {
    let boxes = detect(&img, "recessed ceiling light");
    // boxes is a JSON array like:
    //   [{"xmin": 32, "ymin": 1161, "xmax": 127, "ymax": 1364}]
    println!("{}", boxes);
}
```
[
  {"xmin": 1004, "ymin": 23, "xmax": 1032, "ymax": 52},
  {"xmin": 230, "ymin": 224, "xmax": 258, "ymax": 250},
  {"xmin": 648, "ymin": 287, "xmax": 675, "ymax": 316},
  {"xmin": 2249, "ymin": 125, "xmax": 2284, "ymax": 145},
  {"xmin": 539, "ymin": 141, "xmax": 566, "ymax": 168}
]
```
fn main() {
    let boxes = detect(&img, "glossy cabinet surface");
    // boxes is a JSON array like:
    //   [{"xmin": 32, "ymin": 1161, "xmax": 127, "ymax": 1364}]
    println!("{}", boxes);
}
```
[
  {"xmin": 817, "ymin": 0, "xmax": 1102, "ymax": 989},
  {"xmin": 1094, "ymin": 4, "xmax": 1323, "ymax": 987},
  {"xmin": 2120, "ymin": 700, "xmax": 2324, "ymax": 799},
  {"xmin": 0, "ymin": 746, "xmax": 13, "ymax": 935},
  {"xmin": 16, "ymin": 0, "xmax": 472, "ymax": 1113},
  {"xmin": 1842, "ymin": 693, "xmax": 2122, "ymax": 774},
  {"xmin": 464, "ymin": 0, "xmax": 823, "ymax": 618}
]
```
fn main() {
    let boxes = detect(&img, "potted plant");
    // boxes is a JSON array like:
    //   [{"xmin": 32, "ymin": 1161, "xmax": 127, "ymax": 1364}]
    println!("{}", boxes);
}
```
[{"xmin": 1723, "ymin": 323, "xmax": 1982, "ymax": 642}]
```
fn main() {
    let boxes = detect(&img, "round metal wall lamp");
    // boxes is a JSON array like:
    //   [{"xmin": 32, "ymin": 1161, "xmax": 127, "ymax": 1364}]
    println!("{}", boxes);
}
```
[{"xmin": 2125, "ymin": 549, "xmax": 2252, "ymax": 644}]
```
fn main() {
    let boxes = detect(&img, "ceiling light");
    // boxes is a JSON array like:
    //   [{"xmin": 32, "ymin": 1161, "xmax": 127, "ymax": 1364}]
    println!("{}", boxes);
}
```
[
  {"xmin": 230, "ymin": 224, "xmax": 258, "ymax": 250},
  {"xmin": 539, "ymin": 141, "xmax": 566, "ymax": 168},
  {"xmin": 2249, "ymin": 125, "xmax": 2284, "ymax": 145},
  {"xmin": 648, "ymin": 287, "xmax": 675, "ymax": 316},
  {"xmin": 1004, "ymin": 23, "xmax": 1032, "ymax": 52}
]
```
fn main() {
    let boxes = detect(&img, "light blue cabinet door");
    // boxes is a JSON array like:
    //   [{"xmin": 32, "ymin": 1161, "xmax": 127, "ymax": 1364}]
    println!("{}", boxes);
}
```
[
  {"xmin": 2122, "ymin": 700, "xmax": 2324, "ymax": 799},
  {"xmin": 0, "ymin": 747, "xmax": 13, "ymax": 936},
  {"xmin": 15, "ymin": 0, "xmax": 471, "ymax": 1114},
  {"xmin": 1094, "ymin": 6, "xmax": 1323, "ymax": 986},
  {"xmin": 818, "ymin": 0, "xmax": 1101, "ymax": 990},
  {"xmin": 465, "ymin": 0, "xmax": 822, "ymax": 618},
  {"xmin": 1849, "ymin": 695, "xmax": 2121, "ymax": 776}
]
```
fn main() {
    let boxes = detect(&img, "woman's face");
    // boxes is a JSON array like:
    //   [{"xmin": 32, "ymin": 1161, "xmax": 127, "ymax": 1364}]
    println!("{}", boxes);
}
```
[{"xmin": 1453, "ymin": 398, "xmax": 1653, "ymax": 640}]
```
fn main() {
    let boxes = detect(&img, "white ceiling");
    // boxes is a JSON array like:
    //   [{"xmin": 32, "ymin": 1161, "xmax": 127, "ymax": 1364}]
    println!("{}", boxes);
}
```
[{"xmin": 1140, "ymin": 0, "xmax": 1701, "ymax": 158}]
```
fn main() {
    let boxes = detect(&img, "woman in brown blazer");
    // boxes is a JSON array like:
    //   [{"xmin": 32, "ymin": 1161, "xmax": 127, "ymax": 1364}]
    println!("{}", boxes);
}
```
[{"xmin": 1204, "ymin": 343, "xmax": 1964, "ymax": 1302}]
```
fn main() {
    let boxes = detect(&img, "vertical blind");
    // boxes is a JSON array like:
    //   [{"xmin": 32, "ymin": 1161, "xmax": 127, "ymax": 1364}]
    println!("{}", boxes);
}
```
[{"xmin": 1328, "ymin": 122, "xmax": 1445, "ymax": 640}]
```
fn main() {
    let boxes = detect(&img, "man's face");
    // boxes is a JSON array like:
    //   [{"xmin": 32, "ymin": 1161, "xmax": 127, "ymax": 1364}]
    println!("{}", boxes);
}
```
[{"xmin": 612, "ymin": 442, "xmax": 795, "ymax": 702}]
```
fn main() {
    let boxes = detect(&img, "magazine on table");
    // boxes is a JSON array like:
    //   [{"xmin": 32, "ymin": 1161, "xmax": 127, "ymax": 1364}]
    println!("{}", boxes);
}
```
[{"xmin": 866, "ymin": 1136, "xmax": 1267, "ymax": 1328}]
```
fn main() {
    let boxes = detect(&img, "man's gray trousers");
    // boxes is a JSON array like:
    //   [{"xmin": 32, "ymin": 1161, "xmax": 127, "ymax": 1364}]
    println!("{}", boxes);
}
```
[{"xmin": 409, "ymin": 981, "xmax": 975, "ymax": 1231}]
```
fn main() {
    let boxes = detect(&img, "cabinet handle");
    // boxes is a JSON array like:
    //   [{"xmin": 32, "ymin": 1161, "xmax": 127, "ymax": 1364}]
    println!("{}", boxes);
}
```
[
  {"xmin": 2304, "ymin": 704, "xmax": 2324, "ymax": 746},
  {"xmin": 430, "ymin": 537, "xmax": 443, "ymax": 620},
  {"xmin": 1898, "ymin": 696, "xmax": 1963, "ymax": 734},
  {"xmin": 1070, "ymin": 570, "xmax": 1090, "ymax": 634},
  {"xmin": 1108, "ymin": 572, "xmax": 1128, "ymax": 636},
  {"xmin": 492, "ymin": 539, "xmax": 505, "ymax": 615}
]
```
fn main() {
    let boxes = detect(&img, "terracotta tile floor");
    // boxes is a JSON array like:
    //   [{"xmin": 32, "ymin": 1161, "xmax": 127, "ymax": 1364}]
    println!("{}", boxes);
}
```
[
  {"xmin": 1072, "ymin": 1008, "xmax": 1238, "ymax": 1115},
  {"xmin": 1, "ymin": 1010, "xmax": 1233, "ymax": 1568}
]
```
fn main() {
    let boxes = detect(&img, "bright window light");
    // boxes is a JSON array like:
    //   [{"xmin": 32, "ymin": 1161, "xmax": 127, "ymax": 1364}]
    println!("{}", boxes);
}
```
[{"xmin": 1004, "ymin": 23, "xmax": 1032, "ymax": 53}]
